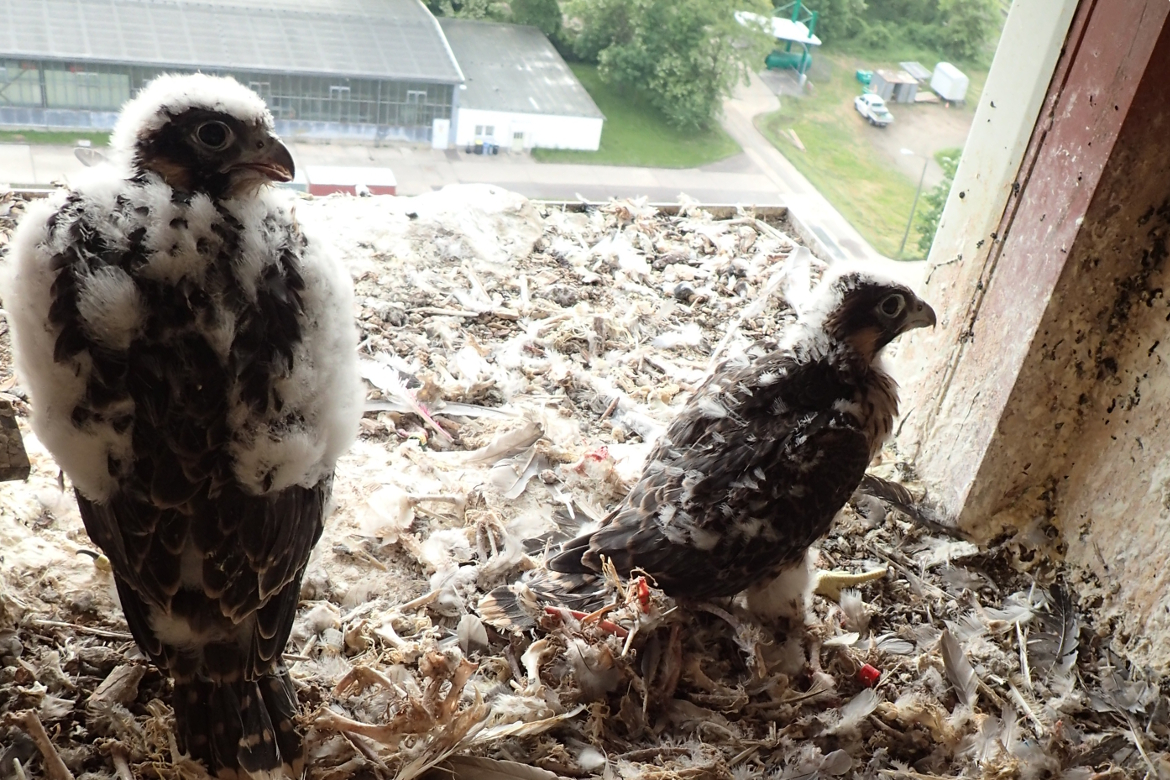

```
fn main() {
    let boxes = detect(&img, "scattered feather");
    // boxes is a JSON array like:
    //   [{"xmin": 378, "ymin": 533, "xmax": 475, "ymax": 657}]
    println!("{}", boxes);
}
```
[
  {"xmin": 651, "ymin": 321, "xmax": 704, "ymax": 349},
  {"xmin": 912, "ymin": 538, "xmax": 982, "ymax": 570},
  {"xmin": 839, "ymin": 588, "xmax": 869, "ymax": 633},
  {"xmin": 443, "ymin": 420, "xmax": 544, "ymax": 465},
  {"xmin": 362, "ymin": 357, "xmax": 455, "ymax": 442},
  {"xmin": 1028, "ymin": 584, "xmax": 1080, "ymax": 683},
  {"xmin": 823, "ymin": 688, "xmax": 879, "ymax": 734},
  {"xmin": 941, "ymin": 629, "xmax": 978, "ymax": 710},
  {"xmin": 362, "ymin": 484, "xmax": 416, "ymax": 542}
]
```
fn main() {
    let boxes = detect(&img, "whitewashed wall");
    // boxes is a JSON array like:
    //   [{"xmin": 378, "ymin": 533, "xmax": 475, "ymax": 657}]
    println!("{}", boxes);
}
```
[{"xmin": 454, "ymin": 107, "xmax": 603, "ymax": 151}]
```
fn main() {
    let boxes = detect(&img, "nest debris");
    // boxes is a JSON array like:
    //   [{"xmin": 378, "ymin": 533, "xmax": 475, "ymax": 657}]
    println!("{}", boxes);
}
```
[{"xmin": 0, "ymin": 184, "xmax": 1167, "ymax": 780}]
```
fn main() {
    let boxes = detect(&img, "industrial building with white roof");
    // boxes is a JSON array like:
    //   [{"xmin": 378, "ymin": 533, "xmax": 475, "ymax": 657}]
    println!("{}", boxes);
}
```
[{"xmin": 438, "ymin": 18, "xmax": 603, "ymax": 151}]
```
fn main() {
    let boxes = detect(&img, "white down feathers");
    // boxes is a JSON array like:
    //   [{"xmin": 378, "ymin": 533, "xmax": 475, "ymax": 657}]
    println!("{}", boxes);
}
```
[
  {"xmin": 3, "ymin": 194, "xmax": 131, "ymax": 500},
  {"xmin": 1, "ymin": 182, "xmax": 363, "ymax": 501}
]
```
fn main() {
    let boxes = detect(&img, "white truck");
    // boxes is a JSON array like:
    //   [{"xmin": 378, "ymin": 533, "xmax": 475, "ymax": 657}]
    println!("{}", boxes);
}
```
[{"xmin": 854, "ymin": 93, "xmax": 894, "ymax": 127}]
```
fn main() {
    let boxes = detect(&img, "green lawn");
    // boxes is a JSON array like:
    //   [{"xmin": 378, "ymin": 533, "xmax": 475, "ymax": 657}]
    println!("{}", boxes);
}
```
[
  {"xmin": 0, "ymin": 129, "xmax": 110, "ymax": 146},
  {"xmin": 756, "ymin": 50, "xmax": 986, "ymax": 258},
  {"xmin": 533, "ymin": 64, "xmax": 741, "ymax": 168}
]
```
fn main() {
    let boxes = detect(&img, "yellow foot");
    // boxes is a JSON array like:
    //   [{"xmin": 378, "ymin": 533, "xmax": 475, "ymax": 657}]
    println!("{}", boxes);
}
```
[{"xmin": 813, "ymin": 567, "xmax": 888, "ymax": 601}]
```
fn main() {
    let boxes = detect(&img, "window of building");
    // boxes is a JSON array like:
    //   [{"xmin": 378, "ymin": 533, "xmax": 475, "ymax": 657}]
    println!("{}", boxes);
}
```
[
  {"xmin": 0, "ymin": 60, "xmax": 455, "ymax": 142},
  {"xmin": 0, "ymin": 61, "xmax": 43, "ymax": 106},
  {"xmin": 41, "ymin": 65, "xmax": 129, "ymax": 109}
]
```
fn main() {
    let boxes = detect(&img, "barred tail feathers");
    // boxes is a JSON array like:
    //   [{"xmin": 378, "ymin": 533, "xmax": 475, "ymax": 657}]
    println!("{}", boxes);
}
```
[
  {"xmin": 172, "ymin": 671, "xmax": 303, "ymax": 779},
  {"xmin": 477, "ymin": 584, "xmax": 538, "ymax": 632},
  {"xmin": 477, "ymin": 570, "xmax": 615, "ymax": 632}
]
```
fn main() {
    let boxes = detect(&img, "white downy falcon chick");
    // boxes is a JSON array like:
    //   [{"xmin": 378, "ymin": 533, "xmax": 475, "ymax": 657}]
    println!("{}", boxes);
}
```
[
  {"xmin": 481, "ymin": 264, "xmax": 935, "ymax": 629},
  {"xmin": 1, "ymin": 74, "xmax": 363, "ymax": 779}
]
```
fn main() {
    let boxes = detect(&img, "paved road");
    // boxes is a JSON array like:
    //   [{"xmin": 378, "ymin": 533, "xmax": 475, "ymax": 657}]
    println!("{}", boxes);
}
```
[
  {"xmin": 720, "ymin": 72, "xmax": 887, "ymax": 263},
  {"xmin": 0, "ymin": 72, "xmax": 886, "ymax": 262},
  {"xmin": 0, "ymin": 138, "xmax": 783, "ymax": 207}
]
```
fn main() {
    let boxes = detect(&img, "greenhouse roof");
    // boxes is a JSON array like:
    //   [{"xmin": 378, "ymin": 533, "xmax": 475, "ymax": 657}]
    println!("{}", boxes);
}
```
[{"xmin": 0, "ymin": 0, "xmax": 464, "ymax": 83}]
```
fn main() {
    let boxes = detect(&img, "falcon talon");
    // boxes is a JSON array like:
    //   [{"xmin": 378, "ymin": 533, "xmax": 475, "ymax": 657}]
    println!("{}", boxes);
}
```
[
  {"xmin": 75, "ymin": 548, "xmax": 112, "ymax": 571},
  {"xmin": 812, "ymin": 566, "xmax": 889, "ymax": 601}
]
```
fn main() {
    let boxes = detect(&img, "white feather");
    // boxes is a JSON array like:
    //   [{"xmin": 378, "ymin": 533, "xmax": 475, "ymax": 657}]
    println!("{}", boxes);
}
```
[
  {"xmin": 873, "ymin": 635, "xmax": 916, "ymax": 656},
  {"xmin": 564, "ymin": 637, "xmax": 622, "ymax": 700},
  {"xmin": 576, "ymin": 746, "xmax": 607, "ymax": 772},
  {"xmin": 76, "ymin": 266, "xmax": 144, "ymax": 350},
  {"xmin": 360, "ymin": 485, "xmax": 416, "ymax": 543},
  {"xmin": 819, "ymin": 749, "xmax": 853, "ymax": 776},
  {"xmin": 950, "ymin": 610, "xmax": 989, "ymax": 642},
  {"xmin": 960, "ymin": 712, "xmax": 1002, "ymax": 764},
  {"xmin": 940, "ymin": 628, "xmax": 978, "ymax": 711},
  {"xmin": 839, "ymin": 588, "xmax": 869, "ymax": 633},
  {"xmin": 986, "ymin": 590, "xmax": 1041, "ymax": 629},
  {"xmin": 1000, "ymin": 704, "xmax": 1021, "ymax": 755},
  {"xmin": 822, "ymin": 688, "xmax": 879, "ymax": 735}
]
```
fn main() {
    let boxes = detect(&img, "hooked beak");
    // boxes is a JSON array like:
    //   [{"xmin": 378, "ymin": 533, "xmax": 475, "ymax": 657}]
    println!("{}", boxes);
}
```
[
  {"xmin": 237, "ymin": 135, "xmax": 295, "ymax": 183},
  {"xmin": 903, "ymin": 298, "xmax": 938, "ymax": 331}
]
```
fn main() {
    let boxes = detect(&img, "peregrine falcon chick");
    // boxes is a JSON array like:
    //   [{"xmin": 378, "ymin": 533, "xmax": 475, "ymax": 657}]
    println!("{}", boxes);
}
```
[
  {"xmin": 2, "ymin": 74, "xmax": 364, "ymax": 779},
  {"xmin": 480, "ymin": 264, "xmax": 935, "ymax": 630}
]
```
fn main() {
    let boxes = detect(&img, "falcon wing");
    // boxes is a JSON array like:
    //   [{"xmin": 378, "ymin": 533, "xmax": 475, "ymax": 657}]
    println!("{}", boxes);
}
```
[{"xmin": 77, "ymin": 483, "xmax": 326, "ymax": 675}]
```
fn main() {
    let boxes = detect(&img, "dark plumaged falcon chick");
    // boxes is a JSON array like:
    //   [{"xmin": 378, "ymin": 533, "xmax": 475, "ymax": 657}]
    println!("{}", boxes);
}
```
[
  {"xmin": 1, "ymin": 74, "xmax": 364, "ymax": 779},
  {"xmin": 480, "ymin": 264, "xmax": 935, "ymax": 631}
]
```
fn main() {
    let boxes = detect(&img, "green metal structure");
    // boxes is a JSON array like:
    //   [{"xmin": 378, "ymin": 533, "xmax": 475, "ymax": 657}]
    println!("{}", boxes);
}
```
[{"xmin": 765, "ymin": 0, "xmax": 820, "ymax": 77}]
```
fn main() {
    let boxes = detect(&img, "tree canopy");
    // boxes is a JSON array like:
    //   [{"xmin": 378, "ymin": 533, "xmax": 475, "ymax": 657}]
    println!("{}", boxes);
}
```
[
  {"xmin": 424, "ymin": 0, "xmax": 508, "ymax": 21},
  {"xmin": 817, "ymin": 0, "xmax": 1003, "ymax": 62},
  {"xmin": 511, "ymin": 0, "xmax": 563, "ymax": 37},
  {"xmin": 564, "ymin": 0, "xmax": 772, "ymax": 131},
  {"xmin": 425, "ymin": 0, "xmax": 563, "ymax": 47},
  {"xmin": 916, "ymin": 149, "xmax": 960, "ymax": 258}
]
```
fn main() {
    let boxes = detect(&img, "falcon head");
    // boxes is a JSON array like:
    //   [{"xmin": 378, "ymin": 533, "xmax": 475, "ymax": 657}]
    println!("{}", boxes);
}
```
[
  {"xmin": 111, "ymin": 74, "xmax": 294, "ymax": 199},
  {"xmin": 811, "ymin": 265, "xmax": 936, "ymax": 361}
]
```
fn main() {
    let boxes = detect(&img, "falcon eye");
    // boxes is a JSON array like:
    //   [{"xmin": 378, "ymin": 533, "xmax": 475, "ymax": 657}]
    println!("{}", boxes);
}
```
[
  {"xmin": 879, "ymin": 293, "xmax": 906, "ymax": 318},
  {"xmin": 194, "ymin": 121, "xmax": 232, "ymax": 151}
]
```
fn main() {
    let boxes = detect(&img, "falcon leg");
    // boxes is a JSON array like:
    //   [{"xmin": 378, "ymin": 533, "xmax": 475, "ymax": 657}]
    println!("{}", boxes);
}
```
[
  {"xmin": 741, "ymin": 550, "xmax": 885, "ymax": 687},
  {"xmin": 742, "ymin": 549, "xmax": 818, "ymax": 625}
]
